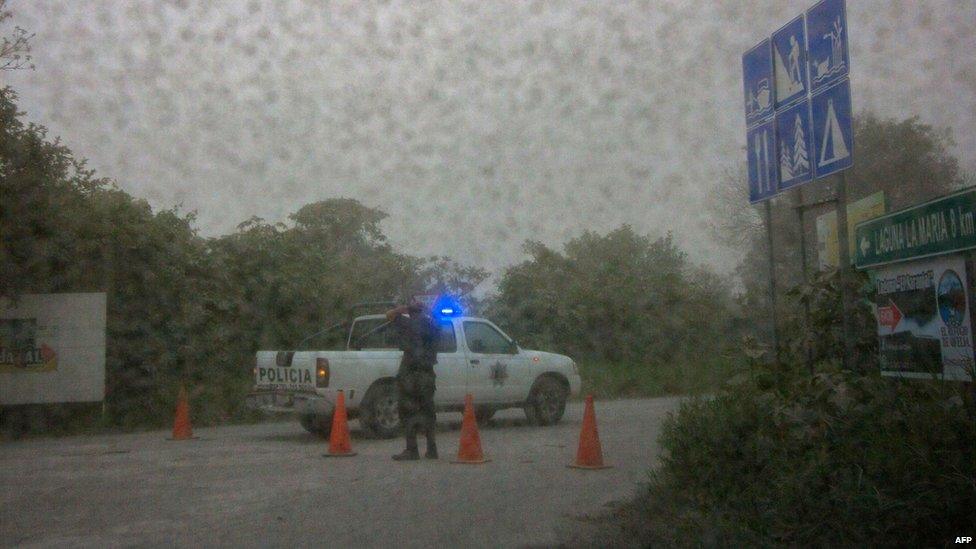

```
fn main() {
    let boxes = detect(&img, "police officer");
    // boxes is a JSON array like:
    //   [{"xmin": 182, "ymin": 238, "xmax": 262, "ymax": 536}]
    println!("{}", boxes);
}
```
[{"xmin": 386, "ymin": 300, "xmax": 439, "ymax": 460}]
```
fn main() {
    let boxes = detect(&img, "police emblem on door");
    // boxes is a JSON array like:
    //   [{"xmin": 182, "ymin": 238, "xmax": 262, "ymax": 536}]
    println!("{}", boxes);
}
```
[{"xmin": 489, "ymin": 361, "xmax": 508, "ymax": 386}]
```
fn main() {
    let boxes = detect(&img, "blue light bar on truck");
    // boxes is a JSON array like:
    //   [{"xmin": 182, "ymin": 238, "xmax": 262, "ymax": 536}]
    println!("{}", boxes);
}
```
[{"xmin": 431, "ymin": 295, "xmax": 462, "ymax": 318}]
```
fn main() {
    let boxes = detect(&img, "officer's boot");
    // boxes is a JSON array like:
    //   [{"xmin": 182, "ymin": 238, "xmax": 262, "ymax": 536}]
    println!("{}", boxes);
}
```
[
  {"xmin": 393, "ymin": 423, "xmax": 420, "ymax": 461},
  {"xmin": 424, "ymin": 431, "xmax": 438, "ymax": 460}
]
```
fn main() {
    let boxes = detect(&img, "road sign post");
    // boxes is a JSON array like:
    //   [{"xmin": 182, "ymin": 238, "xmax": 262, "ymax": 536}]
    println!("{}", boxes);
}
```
[
  {"xmin": 765, "ymin": 200, "xmax": 781, "ymax": 366},
  {"xmin": 795, "ymin": 189, "xmax": 813, "ymax": 372},
  {"xmin": 742, "ymin": 0, "xmax": 854, "ymax": 371},
  {"xmin": 834, "ymin": 173, "xmax": 857, "ymax": 370}
]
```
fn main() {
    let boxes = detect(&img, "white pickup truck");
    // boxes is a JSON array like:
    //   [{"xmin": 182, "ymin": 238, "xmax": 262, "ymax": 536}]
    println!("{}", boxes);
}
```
[{"xmin": 245, "ymin": 311, "xmax": 581, "ymax": 438}]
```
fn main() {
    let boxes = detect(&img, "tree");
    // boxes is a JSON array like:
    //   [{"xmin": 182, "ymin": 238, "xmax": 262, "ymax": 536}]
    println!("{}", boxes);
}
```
[
  {"xmin": 489, "ymin": 226, "xmax": 735, "ymax": 368},
  {"xmin": 0, "ymin": 0, "xmax": 33, "ymax": 71},
  {"xmin": 1, "ymin": 86, "xmax": 489, "ymax": 430}
]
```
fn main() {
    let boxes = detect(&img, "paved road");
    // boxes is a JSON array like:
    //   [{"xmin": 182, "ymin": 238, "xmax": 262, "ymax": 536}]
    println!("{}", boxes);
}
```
[{"xmin": 0, "ymin": 397, "xmax": 682, "ymax": 548}]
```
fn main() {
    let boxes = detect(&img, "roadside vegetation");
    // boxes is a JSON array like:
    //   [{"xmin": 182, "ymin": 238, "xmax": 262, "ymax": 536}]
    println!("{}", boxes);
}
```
[
  {"xmin": 572, "ymin": 270, "xmax": 976, "ymax": 546},
  {"xmin": 2, "ymin": 86, "xmax": 739, "ymax": 435},
  {"xmin": 0, "ymin": 87, "xmax": 486, "ymax": 434},
  {"xmin": 569, "ymin": 115, "xmax": 976, "ymax": 546},
  {"xmin": 487, "ymin": 227, "xmax": 743, "ymax": 400},
  {"xmin": 574, "ymin": 361, "xmax": 976, "ymax": 547}
]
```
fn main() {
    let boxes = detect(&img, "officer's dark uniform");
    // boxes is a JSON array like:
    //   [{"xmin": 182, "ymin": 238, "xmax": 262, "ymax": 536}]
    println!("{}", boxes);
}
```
[{"xmin": 389, "ymin": 303, "xmax": 438, "ymax": 460}]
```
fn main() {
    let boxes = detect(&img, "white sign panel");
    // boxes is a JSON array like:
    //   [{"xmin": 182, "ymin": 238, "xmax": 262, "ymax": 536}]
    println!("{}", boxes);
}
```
[
  {"xmin": 0, "ymin": 293, "xmax": 106, "ymax": 405},
  {"xmin": 874, "ymin": 256, "xmax": 974, "ymax": 381}
]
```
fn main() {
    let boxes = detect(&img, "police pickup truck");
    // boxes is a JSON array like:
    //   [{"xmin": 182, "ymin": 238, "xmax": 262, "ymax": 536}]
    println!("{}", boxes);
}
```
[{"xmin": 245, "ymin": 303, "xmax": 581, "ymax": 438}]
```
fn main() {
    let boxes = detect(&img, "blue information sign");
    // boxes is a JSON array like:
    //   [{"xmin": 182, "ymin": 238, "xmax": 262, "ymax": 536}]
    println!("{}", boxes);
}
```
[
  {"xmin": 806, "ymin": 0, "xmax": 849, "ymax": 94},
  {"xmin": 811, "ymin": 78, "xmax": 853, "ymax": 178},
  {"xmin": 775, "ymin": 100, "xmax": 814, "ymax": 189},
  {"xmin": 771, "ymin": 15, "xmax": 809, "ymax": 110},
  {"xmin": 741, "ymin": 0, "xmax": 853, "ymax": 203},
  {"xmin": 742, "ymin": 39, "xmax": 774, "ymax": 128},
  {"xmin": 747, "ymin": 118, "xmax": 778, "ymax": 203}
]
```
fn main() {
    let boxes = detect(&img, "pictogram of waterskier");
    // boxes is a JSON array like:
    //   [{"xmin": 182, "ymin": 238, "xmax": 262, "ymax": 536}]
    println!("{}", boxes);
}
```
[{"xmin": 813, "ymin": 17, "xmax": 845, "ymax": 84}]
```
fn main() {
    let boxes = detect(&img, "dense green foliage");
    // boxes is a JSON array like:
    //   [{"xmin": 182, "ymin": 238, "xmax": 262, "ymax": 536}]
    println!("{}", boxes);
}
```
[
  {"xmin": 586, "ymin": 368, "xmax": 976, "ymax": 547},
  {"xmin": 574, "ymin": 269, "xmax": 975, "ymax": 547},
  {"xmin": 781, "ymin": 267, "xmax": 879, "ymax": 369},
  {"xmin": 0, "ymin": 87, "xmax": 486, "ymax": 430},
  {"xmin": 488, "ymin": 227, "xmax": 739, "ymax": 394}
]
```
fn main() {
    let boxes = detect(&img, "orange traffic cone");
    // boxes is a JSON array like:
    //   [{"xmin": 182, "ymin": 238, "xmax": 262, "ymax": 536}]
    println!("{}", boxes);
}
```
[
  {"xmin": 323, "ymin": 390, "xmax": 357, "ymax": 457},
  {"xmin": 568, "ymin": 394, "xmax": 611, "ymax": 469},
  {"xmin": 452, "ymin": 394, "xmax": 490, "ymax": 464},
  {"xmin": 169, "ymin": 385, "xmax": 195, "ymax": 441}
]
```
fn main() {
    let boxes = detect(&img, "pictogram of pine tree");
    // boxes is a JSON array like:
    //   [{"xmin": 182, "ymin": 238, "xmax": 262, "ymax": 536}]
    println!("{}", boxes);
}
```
[{"xmin": 792, "ymin": 114, "xmax": 808, "ymax": 174}]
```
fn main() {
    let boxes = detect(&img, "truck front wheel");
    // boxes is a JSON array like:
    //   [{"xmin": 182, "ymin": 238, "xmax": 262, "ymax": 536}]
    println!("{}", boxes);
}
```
[
  {"xmin": 524, "ymin": 376, "xmax": 568, "ymax": 426},
  {"xmin": 299, "ymin": 413, "xmax": 333, "ymax": 438},
  {"xmin": 361, "ymin": 381, "xmax": 401, "ymax": 439}
]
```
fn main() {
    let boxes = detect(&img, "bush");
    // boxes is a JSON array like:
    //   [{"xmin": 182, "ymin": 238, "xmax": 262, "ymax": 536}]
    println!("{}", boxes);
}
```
[{"xmin": 582, "ymin": 365, "xmax": 976, "ymax": 546}]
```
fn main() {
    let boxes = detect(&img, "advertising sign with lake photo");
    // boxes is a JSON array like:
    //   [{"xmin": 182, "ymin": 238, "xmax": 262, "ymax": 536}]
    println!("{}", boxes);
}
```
[{"xmin": 873, "ymin": 256, "xmax": 974, "ymax": 381}]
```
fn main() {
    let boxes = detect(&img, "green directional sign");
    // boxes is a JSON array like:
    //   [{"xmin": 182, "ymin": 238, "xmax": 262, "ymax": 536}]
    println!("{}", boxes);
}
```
[{"xmin": 855, "ymin": 187, "xmax": 976, "ymax": 269}]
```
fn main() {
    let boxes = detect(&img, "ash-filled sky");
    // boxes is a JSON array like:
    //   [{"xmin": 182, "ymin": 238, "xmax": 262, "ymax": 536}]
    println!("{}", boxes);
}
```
[{"xmin": 4, "ymin": 0, "xmax": 975, "ymax": 280}]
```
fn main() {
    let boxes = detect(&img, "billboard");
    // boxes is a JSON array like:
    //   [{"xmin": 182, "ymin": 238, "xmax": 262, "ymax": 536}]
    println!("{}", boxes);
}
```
[
  {"xmin": 0, "ymin": 293, "xmax": 106, "ymax": 405},
  {"xmin": 873, "ymin": 256, "xmax": 974, "ymax": 381}
]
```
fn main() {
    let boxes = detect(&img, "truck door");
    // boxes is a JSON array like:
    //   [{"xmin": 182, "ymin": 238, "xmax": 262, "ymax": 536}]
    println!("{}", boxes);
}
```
[
  {"xmin": 348, "ymin": 317, "xmax": 466, "ymax": 405},
  {"xmin": 461, "ymin": 320, "xmax": 523, "ymax": 404},
  {"xmin": 431, "ymin": 319, "xmax": 466, "ymax": 405}
]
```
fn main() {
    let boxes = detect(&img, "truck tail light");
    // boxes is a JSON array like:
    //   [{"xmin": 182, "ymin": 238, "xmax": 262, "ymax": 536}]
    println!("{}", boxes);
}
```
[{"xmin": 316, "ymin": 358, "xmax": 330, "ymax": 388}]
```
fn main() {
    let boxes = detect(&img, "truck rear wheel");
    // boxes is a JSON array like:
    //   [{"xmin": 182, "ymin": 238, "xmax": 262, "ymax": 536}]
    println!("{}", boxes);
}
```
[
  {"xmin": 475, "ymin": 407, "xmax": 496, "ymax": 425},
  {"xmin": 524, "ymin": 376, "xmax": 568, "ymax": 426},
  {"xmin": 361, "ymin": 381, "xmax": 401, "ymax": 439},
  {"xmin": 299, "ymin": 414, "xmax": 333, "ymax": 438}
]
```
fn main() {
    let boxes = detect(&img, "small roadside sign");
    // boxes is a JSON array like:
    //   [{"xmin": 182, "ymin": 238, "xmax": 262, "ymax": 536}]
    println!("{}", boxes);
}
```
[
  {"xmin": 772, "ymin": 15, "xmax": 809, "ymax": 110},
  {"xmin": 747, "ymin": 118, "xmax": 778, "ymax": 203},
  {"xmin": 742, "ymin": 39, "xmax": 775, "ymax": 128},
  {"xmin": 811, "ymin": 78, "xmax": 854, "ymax": 178},
  {"xmin": 855, "ymin": 187, "xmax": 976, "ymax": 269},
  {"xmin": 775, "ymin": 99, "xmax": 814, "ymax": 190},
  {"xmin": 806, "ymin": 0, "xmax": 850, "ymax": 94}
]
